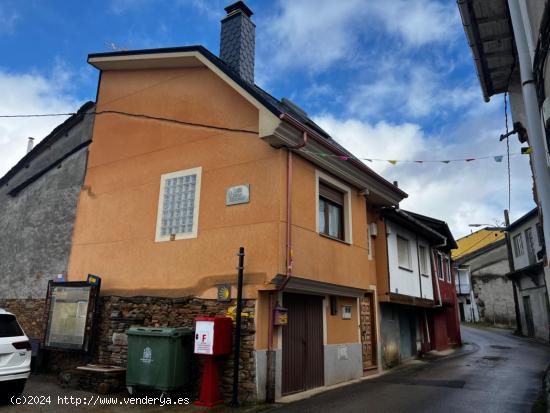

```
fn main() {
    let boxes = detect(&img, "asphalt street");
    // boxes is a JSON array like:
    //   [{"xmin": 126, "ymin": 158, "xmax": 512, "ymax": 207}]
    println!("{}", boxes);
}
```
[{"xmin": 270, "ymin": 326, "xmax": 550, "ymax": 413}]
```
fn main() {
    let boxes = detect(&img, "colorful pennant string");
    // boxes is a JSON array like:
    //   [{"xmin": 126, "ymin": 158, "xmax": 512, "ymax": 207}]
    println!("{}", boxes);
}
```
[{"xmin": 296, "ymin": 148, "xmax": 532, "ymax": 165}]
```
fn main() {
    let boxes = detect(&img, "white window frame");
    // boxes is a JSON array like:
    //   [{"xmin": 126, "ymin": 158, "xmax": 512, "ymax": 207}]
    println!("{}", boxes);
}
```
[
  {"xmin": 155, "ymin": 166, "xmax": 202, "ymax": 242},
  {"xmin": 436, "ymin": 252, "xmax": 444, "ymax": 280},
  {"xmin": 445, "ymin": 255, "xmax": 452, "ymax": 283},
  {"xmin": 315, "ymin": 170, "xmax": 353, "ymax": 244},
  {"xmin": 513, "ymin": 234, "xmax": 524, "ymax": 257},
  {"xmin": 419, "ymin": 244, "xmax": 428, "ymax": 276},
  {"xmin": 397, "ymin": 235, "xmax": 412, "ymax": 270}
]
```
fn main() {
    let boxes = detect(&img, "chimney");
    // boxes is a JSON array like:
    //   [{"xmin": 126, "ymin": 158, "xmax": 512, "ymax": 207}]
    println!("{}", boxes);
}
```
[
  {"xmin": 220, "ymin": 1, "xmax": 255, "ymax": 84},
  {"xmin": 26, "ymin": 137, "xmax": 34, "ymax": 153}
]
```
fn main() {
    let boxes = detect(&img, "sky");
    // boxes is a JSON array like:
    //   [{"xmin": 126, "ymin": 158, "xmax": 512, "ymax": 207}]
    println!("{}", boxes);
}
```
[{"xmin": 0, "ymin": 0, "xmax": 535, "ymax": 238}]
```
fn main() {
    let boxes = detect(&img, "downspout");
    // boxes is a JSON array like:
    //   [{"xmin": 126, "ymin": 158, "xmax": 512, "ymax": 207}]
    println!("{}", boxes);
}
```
[{"xmin": 266, "ymin": 126, "xmax": 307, "ymax": 403}]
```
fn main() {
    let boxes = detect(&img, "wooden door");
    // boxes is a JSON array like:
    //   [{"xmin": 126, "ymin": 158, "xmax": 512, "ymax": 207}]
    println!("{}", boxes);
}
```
[
  {"xmin": 360, "ymin": 294, "xmax": 377, "ymax": 371},
  {"xmin": 282, "ymin": 293, "xmax": 324, "ymax": 395}
]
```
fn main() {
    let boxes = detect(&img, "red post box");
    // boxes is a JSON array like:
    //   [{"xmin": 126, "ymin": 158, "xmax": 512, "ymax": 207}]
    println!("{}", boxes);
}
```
[{"xmin": 194, "ymin": 317, "xmax": 232, "ymax": 407}]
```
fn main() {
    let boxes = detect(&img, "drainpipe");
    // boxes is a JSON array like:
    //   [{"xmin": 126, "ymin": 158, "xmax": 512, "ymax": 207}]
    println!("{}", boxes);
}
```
[
  {"xmin": 508, "ymin": 0, "xmax": 550, "ymax": 272},
  {"xmin": 265, "ymin": 125, "xmax": 307, "ymax": 403}
]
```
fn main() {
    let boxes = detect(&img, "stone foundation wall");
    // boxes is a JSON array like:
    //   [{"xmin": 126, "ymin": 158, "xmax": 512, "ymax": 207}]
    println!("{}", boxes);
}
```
[{"xmin": 0, "ymin": 296, "xmax": 257, "ymax": 402}]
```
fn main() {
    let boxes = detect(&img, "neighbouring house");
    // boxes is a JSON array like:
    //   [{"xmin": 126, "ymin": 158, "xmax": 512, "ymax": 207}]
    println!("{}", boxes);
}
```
[
  {"xmin": 454, "ymin": 228, "xmax": 515, "ymax": 327},
  {"xmin": 506, "ymin": 208, "xmax": 549, "ymax": 341},
  {"xmin": 375, "ymin": 208, "xmax": 459, "ymax": 367},
  {"xmin": 55, "ymin": 1, "xmax": 407, "ymax": 401},
  {"xmin": 455, "ymin": 265, "xmax": 479, "ymax": 323},
  {"xmin": 458, "ymin": 0, "xmax": 550, "ymax": 297},
  {"xmin": 406, "ymin": 211, "xmax": 461, "ymax": 352},
  {"xmin": 0, "ymin": 102, "xmax": 95, "ymax": 339}
]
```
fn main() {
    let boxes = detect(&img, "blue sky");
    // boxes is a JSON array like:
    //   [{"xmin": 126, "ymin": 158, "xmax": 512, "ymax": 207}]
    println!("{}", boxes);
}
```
[{"xmin": 0, "ymin": 0, "xmax": 534, "ymax": 237}]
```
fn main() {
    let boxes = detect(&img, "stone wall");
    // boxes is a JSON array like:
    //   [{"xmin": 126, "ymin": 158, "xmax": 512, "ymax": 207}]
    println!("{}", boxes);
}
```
[
  {"xmin": 0, "ymin": 295, "xmax": 257, "ymax": 401},
  {"xmin": 0, "ymin": 298, "xmax": 45, "ymax": 339},
  {"xmin": 0, "ymin": 105, "xmax": 94, "ymax": 300}
]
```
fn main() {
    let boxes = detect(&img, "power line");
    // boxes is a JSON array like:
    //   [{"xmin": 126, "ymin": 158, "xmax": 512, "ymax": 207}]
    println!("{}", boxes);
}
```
[{"xmin": 0, "ymin": 110, "xmax": 259, "ymax": 135}]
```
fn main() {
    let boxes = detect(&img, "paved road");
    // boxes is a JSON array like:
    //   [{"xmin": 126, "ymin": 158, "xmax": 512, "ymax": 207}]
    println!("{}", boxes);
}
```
[{"xmin": 271, "ymin": 326, "xmax": 550, "ymax": 413}]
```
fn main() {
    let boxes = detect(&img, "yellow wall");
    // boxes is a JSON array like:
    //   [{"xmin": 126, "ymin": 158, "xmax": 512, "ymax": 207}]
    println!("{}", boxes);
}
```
[
  {"xmin": 453, "ymin": 228, "xmax": 505, "ymax": 260},
  {"xmin": 68, "ymin": 67, "xmax": 282, "ymax": 296},
  {"xmin": 326, "ymin": 296, "xmax": 359, "ymax": 344},
  {"xmin": 288, "ymin": 155, "xmax": 377, "ymax": 290}
]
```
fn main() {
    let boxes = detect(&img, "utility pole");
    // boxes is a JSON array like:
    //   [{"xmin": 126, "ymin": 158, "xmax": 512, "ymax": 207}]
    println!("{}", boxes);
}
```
[{"xmin": 230, "ymin": 247, "xmax": 245, "ymax": 408}]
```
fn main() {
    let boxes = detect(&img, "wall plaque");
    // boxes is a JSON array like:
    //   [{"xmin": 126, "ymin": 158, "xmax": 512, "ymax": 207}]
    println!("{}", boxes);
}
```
[{"xmin": 226, "ymin": 184, "xmax": 250, "ymax": 206}]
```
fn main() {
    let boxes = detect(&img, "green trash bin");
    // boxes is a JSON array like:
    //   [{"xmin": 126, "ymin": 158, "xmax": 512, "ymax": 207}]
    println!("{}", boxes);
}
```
[{"xmin": 126, "ymin": 326, "xmax": 193, "ymax": 393}]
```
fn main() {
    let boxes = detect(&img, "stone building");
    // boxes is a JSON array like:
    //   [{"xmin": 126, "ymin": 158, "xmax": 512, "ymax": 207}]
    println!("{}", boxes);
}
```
[
  {"xmin": 0, "ymin": 102, "xmax": 95, "ymax": 338},
  {"xmin": 454, "ymin": 230, "xmax": 515, "ymax": 327}
]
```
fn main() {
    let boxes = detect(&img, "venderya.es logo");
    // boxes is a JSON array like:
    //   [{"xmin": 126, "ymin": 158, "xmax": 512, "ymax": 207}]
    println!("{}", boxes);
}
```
[{"xmin": 141, "ymin": 346, "xmax": 153, "ymax": 364}]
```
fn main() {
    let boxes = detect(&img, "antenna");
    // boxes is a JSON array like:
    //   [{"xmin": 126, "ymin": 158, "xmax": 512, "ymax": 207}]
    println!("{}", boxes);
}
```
[{"xmin": 104, "ymin": 41, "xmax": 128, "ymax": 52}]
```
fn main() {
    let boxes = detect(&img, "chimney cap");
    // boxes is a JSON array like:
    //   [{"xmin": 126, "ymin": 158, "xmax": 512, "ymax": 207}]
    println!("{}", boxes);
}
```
[{"xmin": 224, "ymin": 1, "xmax": 253, "ymax": 18}]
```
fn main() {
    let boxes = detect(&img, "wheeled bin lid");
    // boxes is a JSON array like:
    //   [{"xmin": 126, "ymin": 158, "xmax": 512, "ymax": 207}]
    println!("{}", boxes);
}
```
[{"xmin": 126, "ymin": 326, "xmax": 193, "ymax": 337}]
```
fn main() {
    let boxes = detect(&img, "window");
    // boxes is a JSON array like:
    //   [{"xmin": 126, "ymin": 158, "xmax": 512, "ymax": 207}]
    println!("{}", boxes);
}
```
[
  {"xmin": 155, "ymin": 167, "xmax": 202, "ymax": 242},
  {"xmin": 0, "ymin": 314, "xmax": 24, "ymax": 338},
  {"xmin": 436, "ymin": 253, "xmax": 444, "ymax": 280},
  {"xmin": 316, "ymin": 171, "xmax": 353, "ymax": 243},
  {"xmin": 536, "ymin": 223, "xmax": 544, "ymax": 247},
  {"xmin": 513, "ymin": 234, "xmax": 524, "ymax": 257},
  {"xmin": 419, "ymin": 245, "xmax": 428, "ymax": 276},
  {"xmin": 397, "ymin": 235, "xmax": 411, "ymax": 270},
  {"xmin": 445, "ymin": 256, "xmax": 451, "ymax": 282},
  {"xmin": 318, "ymin": 182, "xmax": 344, "ymax": 240}
]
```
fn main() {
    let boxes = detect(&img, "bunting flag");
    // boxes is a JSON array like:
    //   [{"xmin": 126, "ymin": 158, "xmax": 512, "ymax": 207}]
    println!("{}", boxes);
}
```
[{"xmin": 297, "ymin": 148, "xmax": 531, "ymax": 164}]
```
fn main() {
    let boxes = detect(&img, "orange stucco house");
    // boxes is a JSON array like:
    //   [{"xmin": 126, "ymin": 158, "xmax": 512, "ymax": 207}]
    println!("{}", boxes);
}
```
[{"xmin": 67, "ymin": 1, "xmax": 407, "ymax": 400}]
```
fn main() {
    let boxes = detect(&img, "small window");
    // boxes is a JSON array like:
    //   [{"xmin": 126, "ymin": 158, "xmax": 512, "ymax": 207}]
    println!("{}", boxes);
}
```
[
  {"xmin": 318, "ymin": 182, "xmax": 344, "ymax": 240},
  {"xmin": 536, "ymin": 223, "xmax": 544, "ymax": 247},
  {"xmin": 513, "ymin": 234, "xmax": 524, "ymax": 257},
  {"xmin": 445, "ymin": 256, "xmax": 451, "ymax": 282},
  {"xmin": 436, "ymin": 253, "xmax": 444, "ymax": 280},
  {"xmin": 397, "ymin": 235, "xmax": 411, "ymax": 270},
  {"xmin": 419, "ymin": 245, "xmax": 428, "ymax": 275},
  {"xmin": 155, "ymin": 167, "xmax": 202, "ymax": 242},
  {"xmin": 342, "ymin": 305, "xmax": 352, "ymax": 320}
]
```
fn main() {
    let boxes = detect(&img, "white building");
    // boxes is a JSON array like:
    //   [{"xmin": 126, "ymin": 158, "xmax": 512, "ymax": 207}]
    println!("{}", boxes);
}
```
[{"xmin": 507, "ymin": 208, "xmax": 549, "ymax": 341}]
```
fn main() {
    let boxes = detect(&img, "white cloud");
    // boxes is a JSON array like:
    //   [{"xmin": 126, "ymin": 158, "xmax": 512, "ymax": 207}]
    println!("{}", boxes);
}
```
[
  {"xmin": 348, "ymin": 63, "xmax": 481, "ymax": 120},
  {"xmin": 259, "ymin": 0, "xmax": 459, "ymax": 73},
  {"xmin": 0, "ymin": 69, "xmax": 81, "ymax": 178},
  {"xmin": 370, "ymin": 0, "xmax": 460, "ymax": 47},
  {"xmin": 314, "ymin": 106, "xmax": 534, "ymax": 239}
]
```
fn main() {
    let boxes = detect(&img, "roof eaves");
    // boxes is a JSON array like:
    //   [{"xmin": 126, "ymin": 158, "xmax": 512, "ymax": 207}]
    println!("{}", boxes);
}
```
[{"xmin": 0, "ymin": 101, "xmax": 95, "ymax": 188}]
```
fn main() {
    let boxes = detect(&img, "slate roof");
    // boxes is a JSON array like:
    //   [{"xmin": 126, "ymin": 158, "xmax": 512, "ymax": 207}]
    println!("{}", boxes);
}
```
[
  {"xmin": 0, "ymin": 101, "xmax": 95, "ymax": 190},
  {"xmin": 403, "ymin": 210, "xmax": 458, "ymax": 250},
  {"xmin": 507, "ymin": 207, "xmax": 539, "ymax": 231}
]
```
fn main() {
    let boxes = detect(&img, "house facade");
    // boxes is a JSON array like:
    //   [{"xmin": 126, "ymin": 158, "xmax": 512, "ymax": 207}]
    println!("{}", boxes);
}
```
[
  {"xmin": 61, "ymin": 1, "xmax": 407, "ymax": 401},
  {"xmin": 455, "ymin": 265, "xmax": 479, "ymax": 323},
  {"xmin": 0, "ymin": 103, "xmax": 95, "ymax": 339},
  {"xmin": 408, "ymin": 212, "xmax": 461, "ymax": 351},
  {"xmin": 454, "ymin": 230, "xmax": 515, "ymax": 327},
  {"xmin": 458, "ymin": 0, "xmax": 550, "ymax": 299},
  {"xmin": 375, "ymin": 208, "xmax": 460, "ymax": 367},
  {"xmin": 507, "ymin": 208, "xmax": 549, "ymax": 341}
]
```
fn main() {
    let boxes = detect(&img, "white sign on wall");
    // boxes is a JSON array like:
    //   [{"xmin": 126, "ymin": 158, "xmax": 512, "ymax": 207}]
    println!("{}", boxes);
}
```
[
  {"xmin": 226, "ymin": 184, "xmax": 250, "ymax": 206},
  {"xmin": 194, "ymin": 320, "xmax": 215, "ymax": 355}
]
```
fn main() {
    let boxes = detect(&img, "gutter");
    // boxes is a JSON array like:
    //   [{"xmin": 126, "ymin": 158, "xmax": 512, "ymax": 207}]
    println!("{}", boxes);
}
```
[{"xmin": 279, "ymin": 113, "xmax": 407, "ymax": 199}]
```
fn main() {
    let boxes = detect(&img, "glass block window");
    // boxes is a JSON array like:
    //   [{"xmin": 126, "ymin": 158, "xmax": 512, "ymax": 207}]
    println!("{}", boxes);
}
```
[{"xmin": 155, "ymin": 167, "xmax": 202, "ymax": 242}]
